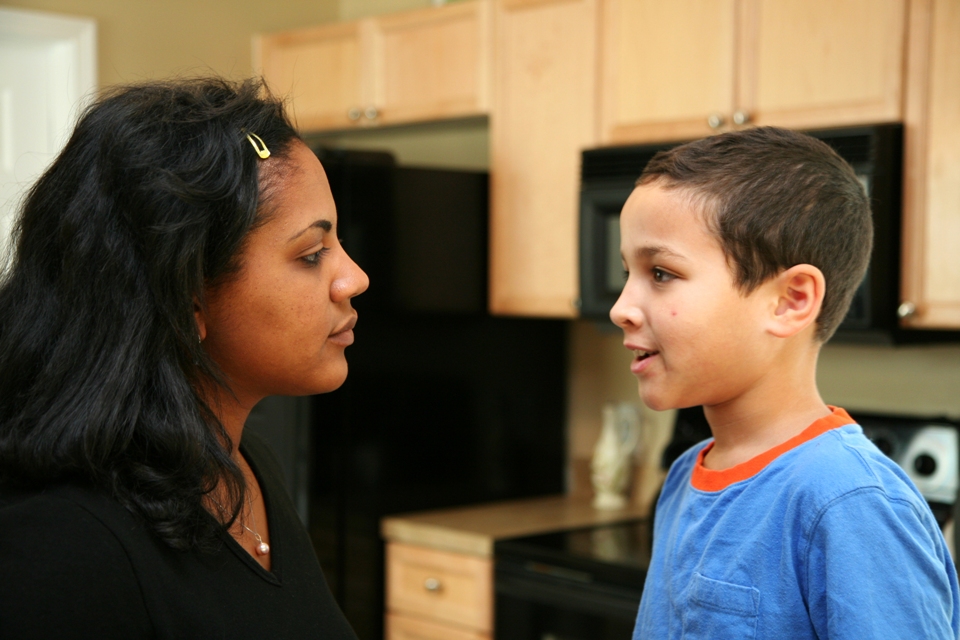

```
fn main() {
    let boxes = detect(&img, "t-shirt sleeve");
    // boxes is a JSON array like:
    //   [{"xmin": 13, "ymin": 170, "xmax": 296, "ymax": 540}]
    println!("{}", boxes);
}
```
[
  {"xmin": 0, "ymin": 497, "xmax": 153, "ymax": 639},
  {"xmin": 805, "ymin": 487, "xmax": 960, "ymax": 639}
]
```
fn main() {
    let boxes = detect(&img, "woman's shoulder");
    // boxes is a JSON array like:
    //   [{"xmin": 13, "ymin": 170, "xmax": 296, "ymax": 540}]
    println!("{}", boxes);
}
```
[
  {"xmin": 0, "ymin": 483, "xmax": 145, "ymax": 544},
  {"xmin": 0, "ymin": 484, "xmax": 154, "ymax": 638},
  {"xmin": 0, "ymin": 483, "xmax": 148, "ymax": 566}
]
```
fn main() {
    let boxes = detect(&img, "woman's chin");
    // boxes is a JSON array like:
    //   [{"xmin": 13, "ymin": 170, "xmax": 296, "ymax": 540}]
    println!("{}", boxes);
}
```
[{"xmin": 309, "ymin": 362, "xmax": 349, "ymax": 395}]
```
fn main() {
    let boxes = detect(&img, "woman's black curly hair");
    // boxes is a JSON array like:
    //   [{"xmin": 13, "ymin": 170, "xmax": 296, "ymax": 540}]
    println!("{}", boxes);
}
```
[{"xmin": 0, "ymin": 76, "xmax": 300, "ymax": 550}]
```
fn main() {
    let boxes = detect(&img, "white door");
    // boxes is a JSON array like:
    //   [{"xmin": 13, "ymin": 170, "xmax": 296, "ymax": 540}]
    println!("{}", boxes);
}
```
[{"xmin": 0, "ymin": 8, "xmax": 96, "ymax": 262}]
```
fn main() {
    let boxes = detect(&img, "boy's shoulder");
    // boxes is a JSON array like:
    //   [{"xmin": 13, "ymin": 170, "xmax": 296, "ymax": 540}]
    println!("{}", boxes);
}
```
[
  {"xmin": 763, "ymin": 423, "xmax": 934, "ymax": 537},
  {"xmin": 785, "ymin": 423, "xmax": 925, "ymax": 507}
]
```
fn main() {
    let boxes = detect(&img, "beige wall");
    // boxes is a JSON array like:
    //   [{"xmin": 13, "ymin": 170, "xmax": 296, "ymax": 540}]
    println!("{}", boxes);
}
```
[
  {"xmin": 338, "ymin": 0, "xmax": 474, "ymax": 21},
  {"xmin": 339, "ymin": 0, "xmax": 432, "ymax": 21},
  {"xmin": 304, "ymin": 117, "xmax": 489, "ymax": 170},
  {"xmin": 0, "ymin": 0, "xmax": 338, "ymax": 86}
]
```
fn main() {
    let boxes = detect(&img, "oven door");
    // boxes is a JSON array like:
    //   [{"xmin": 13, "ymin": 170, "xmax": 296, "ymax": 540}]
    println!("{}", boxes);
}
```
[{"xmin": 495, "ymin": 557, "xmax": 642, "ymax": 640}]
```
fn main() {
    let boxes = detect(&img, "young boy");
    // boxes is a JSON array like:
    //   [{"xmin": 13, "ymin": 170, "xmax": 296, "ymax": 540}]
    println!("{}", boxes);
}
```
[{"xmin": 611, "ymin": 127, "xmax": 960, "ymax": 638}]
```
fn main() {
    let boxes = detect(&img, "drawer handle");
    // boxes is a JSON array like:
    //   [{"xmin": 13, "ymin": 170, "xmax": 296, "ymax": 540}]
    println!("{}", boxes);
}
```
[
  {"xmin": 898, "ymin": 301, "xmax": 917, "ymax": 319},
  {"xmin": 423, "ymin": 577, "xmax": 443, "ymax": 592}
]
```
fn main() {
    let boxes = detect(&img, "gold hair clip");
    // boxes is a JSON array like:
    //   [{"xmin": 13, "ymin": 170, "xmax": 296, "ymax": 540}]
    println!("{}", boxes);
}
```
[{"xmin": 245, "ymin": 132, "xmax": 271, "ymax": 159}]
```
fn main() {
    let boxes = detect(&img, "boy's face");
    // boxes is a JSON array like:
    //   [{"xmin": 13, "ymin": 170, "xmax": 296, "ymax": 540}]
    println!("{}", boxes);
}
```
[{"xmin": 610, "ymin": 183, "xmax": 775, "ymax": 412}]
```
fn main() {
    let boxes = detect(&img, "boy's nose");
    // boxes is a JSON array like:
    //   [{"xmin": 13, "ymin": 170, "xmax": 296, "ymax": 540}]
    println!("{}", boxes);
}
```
[{"xmin": 610, "ymin": 286, "xmax": 643, "ymax": 330}]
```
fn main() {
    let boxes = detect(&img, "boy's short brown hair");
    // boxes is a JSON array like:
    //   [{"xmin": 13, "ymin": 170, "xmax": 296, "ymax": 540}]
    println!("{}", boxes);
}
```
[{"xmin": 638, "ymin": 126, "xmax": 872, "ymax": 342}]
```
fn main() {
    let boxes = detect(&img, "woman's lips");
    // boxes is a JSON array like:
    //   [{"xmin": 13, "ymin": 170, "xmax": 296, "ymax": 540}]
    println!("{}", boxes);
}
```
[{"xmin": 329, "ymin": 316, "xmax": 357, "ymax": 347}]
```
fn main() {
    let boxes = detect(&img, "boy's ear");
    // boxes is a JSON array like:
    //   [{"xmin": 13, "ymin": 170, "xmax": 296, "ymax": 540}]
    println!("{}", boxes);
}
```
[{"xmin": 765, "ymin": 264, "xmax": 825, "ymax": 339}]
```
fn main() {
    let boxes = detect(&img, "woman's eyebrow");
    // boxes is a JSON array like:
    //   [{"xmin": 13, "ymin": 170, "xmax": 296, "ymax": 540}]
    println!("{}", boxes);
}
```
[{"xmin": 288, "ymin": 219, "xmax": 332, "ymax": 242}]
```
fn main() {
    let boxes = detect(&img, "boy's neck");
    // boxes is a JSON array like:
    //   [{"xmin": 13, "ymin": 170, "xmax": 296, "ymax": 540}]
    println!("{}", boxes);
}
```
[{"xmin": 700, "ymin": 344, "xmax": 831, "ymax": 471}]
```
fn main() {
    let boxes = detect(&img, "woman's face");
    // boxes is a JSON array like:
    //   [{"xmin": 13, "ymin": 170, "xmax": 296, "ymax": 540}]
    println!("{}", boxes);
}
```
[{"xmin": 198, "ymin": 141, "xmax": 369, "ymax": 405}]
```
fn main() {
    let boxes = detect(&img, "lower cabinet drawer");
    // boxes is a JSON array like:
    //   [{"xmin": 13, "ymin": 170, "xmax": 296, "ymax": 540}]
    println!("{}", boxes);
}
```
[
  {"xmin": 386, "ymin": 542, "xmax": 492, "ymax": 632},
  {"xmin": 386, "ymin": 612, "xmax": 491, "ymax": 640}
]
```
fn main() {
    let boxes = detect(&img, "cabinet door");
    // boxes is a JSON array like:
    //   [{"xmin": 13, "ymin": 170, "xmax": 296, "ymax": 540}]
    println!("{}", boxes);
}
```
[
  {"xmin": 372, "ymin": 1, "xmax": 491, "ymax": 126},
  {"xmin": 257, "ymin": 22, "xmax": 370, "ymax": 131},
  {"xmin": 600, "ymin": 0, "xmax": 737, "ymax": 144},
  {"xmin": 738, "ymin": 0, "xmax": 906, "ymax": 129},
  {"xmin": 901, "ymin": 0, "xmax": 960, "ymax": 328},
  {"xmin": 490, "ymin": 0, "xmax": 598, "ymax": 317}
]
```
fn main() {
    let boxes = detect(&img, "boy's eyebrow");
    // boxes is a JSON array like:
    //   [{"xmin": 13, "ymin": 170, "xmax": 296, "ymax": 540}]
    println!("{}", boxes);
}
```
[
  {"xmin": 288, "ymin": 219, "xmax": 333, "ymax": 242},
  {"xmin": 636, "ymin": 245, "xmax": 687, "ymax": 261}
]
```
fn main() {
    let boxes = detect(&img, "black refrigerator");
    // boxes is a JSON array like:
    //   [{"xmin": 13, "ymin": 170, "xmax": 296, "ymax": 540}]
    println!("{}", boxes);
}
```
[{"xmin": 246, "ymin": 148, "xmax": 567, "ymax": 640}]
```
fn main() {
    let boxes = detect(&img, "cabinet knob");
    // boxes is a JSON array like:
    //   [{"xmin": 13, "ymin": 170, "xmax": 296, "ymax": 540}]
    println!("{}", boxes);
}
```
[
  {"xmin": 732, "ymin": 110, "xmax": 751, "ymax": 126},
  {"xmin": 364, "ymin": 106, "xmax": 379, "ymax": 120},
  {"xmin": 347, "ymin": 107, "xmax": 361, "ymax": 121},
  {"xmin": 423, "ymin": 577, "xmax": 443, "ymax": 592},
  {"xmin": 897, "ymin": 301, "xmax": 917, "ymax": 319},
  {"xmin": 707, "ymin": 113, "xmax": 725, "ymax": 130}
]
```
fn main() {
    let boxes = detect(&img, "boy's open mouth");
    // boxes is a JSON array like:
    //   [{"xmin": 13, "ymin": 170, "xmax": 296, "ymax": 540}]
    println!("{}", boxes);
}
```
[{"xmin": 635, "ymin": 349, "xmax": 659, "ymax": 361}]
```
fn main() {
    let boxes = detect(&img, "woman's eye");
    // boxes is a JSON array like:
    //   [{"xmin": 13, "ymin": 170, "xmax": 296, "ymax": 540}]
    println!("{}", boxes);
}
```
[
  {"xmin": 301, "ymin": 247, "xmax": 331, "ymax": 266},
  {"xmin": 622, "ymin": 269, "xmax": 629, "ymax": 282},
  {"xmin": 652, "ymin": 267, "xmax": 675, "ymax": 283}
]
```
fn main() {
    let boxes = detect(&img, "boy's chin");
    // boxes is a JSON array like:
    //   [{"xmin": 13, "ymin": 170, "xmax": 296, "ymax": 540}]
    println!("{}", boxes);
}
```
[
  {"xmin": 637, "ymin": 383, "xmax": 681, "ymax": 413},
  {"xmin": 637, "ymin": 383, "xmax": 710, "ymax": 413}
]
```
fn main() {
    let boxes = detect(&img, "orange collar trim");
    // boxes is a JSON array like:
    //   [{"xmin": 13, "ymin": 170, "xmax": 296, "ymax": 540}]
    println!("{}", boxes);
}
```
[{"xmin": 690, "ymin": 406, "xmax": 854, "ymax": 492}]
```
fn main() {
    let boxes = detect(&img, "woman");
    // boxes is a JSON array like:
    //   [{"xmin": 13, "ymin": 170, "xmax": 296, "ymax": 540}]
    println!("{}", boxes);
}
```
[{"xmin": 0, "ymin": 77, "xmax": 367, "ymax": 638}]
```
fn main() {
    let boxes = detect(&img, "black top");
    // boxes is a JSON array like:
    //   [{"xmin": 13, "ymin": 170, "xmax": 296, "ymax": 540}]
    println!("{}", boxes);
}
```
[{"xmin": 0, "ymin": 431, "xmax": 358, "ymax": 640}]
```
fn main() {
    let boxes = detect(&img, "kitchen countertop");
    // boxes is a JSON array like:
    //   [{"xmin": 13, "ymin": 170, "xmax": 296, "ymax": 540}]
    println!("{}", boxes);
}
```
[{"xmin": 381, "ymin": 494, "xmax": 648, "ymax": 557}]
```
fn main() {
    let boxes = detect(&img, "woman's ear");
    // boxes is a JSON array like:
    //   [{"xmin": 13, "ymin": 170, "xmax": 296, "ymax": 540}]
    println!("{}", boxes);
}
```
[
  {"xmin": 766, "ymin": 264, "xmax": 825, "ymax": 338},
  {"xmin": 194, "ymin": 297, "xmax": 207, "ymax": 342}
]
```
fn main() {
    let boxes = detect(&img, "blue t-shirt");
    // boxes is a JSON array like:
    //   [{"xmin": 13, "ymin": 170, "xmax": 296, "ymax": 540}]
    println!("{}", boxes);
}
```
[{"xmin": 634, "ymin": 408, "xmax": 960, "ymax": 639}]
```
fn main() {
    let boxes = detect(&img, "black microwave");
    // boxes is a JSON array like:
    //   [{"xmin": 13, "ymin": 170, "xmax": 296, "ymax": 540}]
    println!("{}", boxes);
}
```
[{"xmin": 579, "ymin": 124, "xmax": 959, "ymax": 344}]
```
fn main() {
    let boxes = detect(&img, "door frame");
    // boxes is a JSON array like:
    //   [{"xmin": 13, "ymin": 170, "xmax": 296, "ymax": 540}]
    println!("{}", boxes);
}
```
[{"xmin": 0, "ymin": 7, "xmax": 97, "ymax": 259}]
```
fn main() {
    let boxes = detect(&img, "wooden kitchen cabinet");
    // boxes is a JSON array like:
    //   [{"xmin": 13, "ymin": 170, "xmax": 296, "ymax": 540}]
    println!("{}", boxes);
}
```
[
  {"xmin": 601, "ymin": 0, "xmax": 907, "ymax": 144},
  {"xmin": 900, "ymin": 0, "xmax": 960, "ymax": 328},
  {"xmin": 373, "ymin": 2, "xmax": 491, "ymax": 125},
  {"xmin": 385, "ymin": 542, "xmax": 492, "ymax": 640},
  {"xmin": 600, "ymin": 0, "xmax": 737, "ymax": 143},
  {"xmin": 256, "ymin": 0, "xmax": 490, "ymax": 132},
  {"xmin": 489, "ymin": 0, "xmax": 598, "ymax": 317},
  {"xmin": 257, "ymin": 21, "xmax": 367, "ymax": 132}
]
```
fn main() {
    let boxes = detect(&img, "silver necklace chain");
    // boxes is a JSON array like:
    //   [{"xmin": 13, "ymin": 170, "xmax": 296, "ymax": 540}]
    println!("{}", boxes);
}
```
[{"xmin": 212, "ymin": 497, "xmax": 270, "ymax": 556}]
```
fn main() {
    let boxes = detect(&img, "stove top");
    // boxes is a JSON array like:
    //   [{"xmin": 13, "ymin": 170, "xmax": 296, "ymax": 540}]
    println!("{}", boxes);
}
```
[{"xmin": 495, "ymin": 518, "xmax": 651, "ymax": 590}]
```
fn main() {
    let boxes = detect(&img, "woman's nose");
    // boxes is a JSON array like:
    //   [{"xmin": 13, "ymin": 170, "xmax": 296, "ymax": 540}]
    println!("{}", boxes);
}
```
[{"xmin": 331, "ymin": 252, "xmax": 369, "ymax": 302}]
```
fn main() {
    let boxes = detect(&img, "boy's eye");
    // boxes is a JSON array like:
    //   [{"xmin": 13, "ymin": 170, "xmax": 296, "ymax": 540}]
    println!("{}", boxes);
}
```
[
  {"xmin": 652, "ymin": 267, "xmax": 675, "ymax": 283},
  {"xmin": 301, "ymin": 247, "xmax": 331, "ymax": 266}
]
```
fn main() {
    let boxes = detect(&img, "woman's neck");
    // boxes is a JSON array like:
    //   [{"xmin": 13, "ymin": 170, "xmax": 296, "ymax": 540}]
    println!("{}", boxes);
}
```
[{"xmin": 203, "ymin": 383, "xmax": 260, "ymax": 454}]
